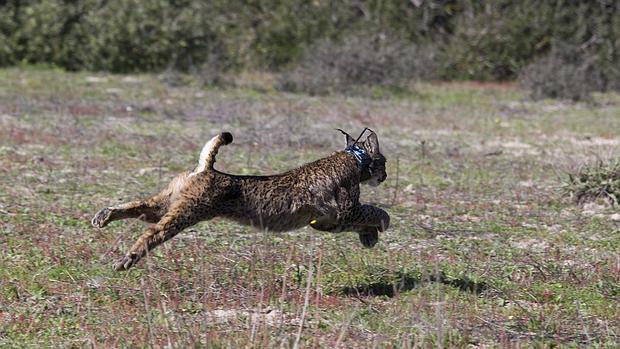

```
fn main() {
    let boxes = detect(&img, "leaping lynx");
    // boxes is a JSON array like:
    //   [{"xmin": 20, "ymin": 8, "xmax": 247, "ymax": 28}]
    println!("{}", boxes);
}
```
[{"xmin": 92, "ymin": 129, "xmax": 390, "ymax": 271}]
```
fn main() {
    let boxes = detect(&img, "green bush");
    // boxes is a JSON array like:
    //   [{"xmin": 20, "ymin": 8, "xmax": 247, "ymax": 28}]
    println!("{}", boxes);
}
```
[
  {"xmin": 439, "ymin": 0, "xmax": 553, "ymax": 81},
  {"xmin": 518, "ymin": 44, "xmax": 609, "ymax": 101},
  {"xmin": 0, "ymin": 0, "xmax": 618, "ymax": 91},
  {"xmin": 277, "ymin": 31, "xmax": 437, "ymax": 96},
  {"xmin": 0, "ymin": 0, "xmax": 461, "ymax": 73},
  {"xmin": 516, "ymin": 1, "xmax": 620, "ymax": 100},
  {"xmin": 0, "ymin": 0, "xmax": 232, "ymax": 72},
  {"xmin": 247, "ymin": 0, "xmax": 460, "ymax": 69}
]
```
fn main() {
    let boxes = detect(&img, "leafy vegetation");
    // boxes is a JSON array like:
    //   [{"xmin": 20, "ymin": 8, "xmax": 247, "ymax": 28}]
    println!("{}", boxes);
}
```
[
  {"xmin": 1, "ymin": 1, "xmax": 618, "ymax": 95},
  {"xmin": 565, "ymin": 159, "xmax": 620, "ymax": 205},
  {"xmin": 277, "ymin": 31, "xmax": 436, "ymax": 96}
]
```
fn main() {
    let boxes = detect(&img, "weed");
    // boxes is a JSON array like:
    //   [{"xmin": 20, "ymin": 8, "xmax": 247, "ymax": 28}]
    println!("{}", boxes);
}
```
[{"xmin": 564, "ymin": 159, "xmax": 620, "ymax": 205}]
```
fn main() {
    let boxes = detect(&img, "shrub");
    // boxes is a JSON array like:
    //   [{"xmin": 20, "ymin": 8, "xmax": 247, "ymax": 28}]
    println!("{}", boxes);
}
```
[
  {"xmin": 0, "ymin": 0, "xmax": 458, "ymax": 73},
  {"xmin": 277, "ymin": 31, "xmax": 437, "ymax": 96},
  {"xmin": 0, "ymin": 0, "xmax": 234, "ymax": 72},
  {"xmin": 439, "ymin": 0, "xmax": 553, "ymax": 81},
  {"xmin": 0, "ymin": 0, "xmax": 618, "ymax": 81},
  {"xmin": 517, "ymin": 0, "xmax": 620, "ymax": 100},
  {"xmin": 564, "ymin": 159, "xmax": 620, "ymax": 206},
  {"xmin": 518, "ymin": 44, "xmax": 609, "ymax": 101}
]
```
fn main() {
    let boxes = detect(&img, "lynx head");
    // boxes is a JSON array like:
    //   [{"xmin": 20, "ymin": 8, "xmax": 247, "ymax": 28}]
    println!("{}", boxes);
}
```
[{"xmin": 340, "ymin": 128, "xmax": 387, "ymax": 187}]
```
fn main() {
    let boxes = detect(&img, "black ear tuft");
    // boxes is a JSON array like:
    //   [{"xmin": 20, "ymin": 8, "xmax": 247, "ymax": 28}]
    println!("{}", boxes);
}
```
[
  {"xmin": 337, "ymin": 128, "xmax": 355, "ymax": 147},
  {"xmin": 221, "ymin": 132, "xmax": 233, "ymax": 145}
]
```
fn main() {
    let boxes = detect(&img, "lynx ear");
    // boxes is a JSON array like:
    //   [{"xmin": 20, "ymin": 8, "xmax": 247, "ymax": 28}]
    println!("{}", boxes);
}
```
[
  {"xmin": 337, "ymin": 128, "xmax": 356, "ymax": 148},
  {"xmin": 363, "ymin": 131, "xmax": 380, "ymax": 154}
]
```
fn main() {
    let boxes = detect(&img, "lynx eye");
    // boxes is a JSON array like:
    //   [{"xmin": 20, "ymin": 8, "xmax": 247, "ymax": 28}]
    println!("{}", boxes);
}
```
[{"xmin": 372, "ymin": 158, "xmax": 385, "ymax": 166}]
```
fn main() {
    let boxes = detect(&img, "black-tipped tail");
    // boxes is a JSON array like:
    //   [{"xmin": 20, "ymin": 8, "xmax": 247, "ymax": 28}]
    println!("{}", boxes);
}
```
[{"xmin": 221, "ymin": 132, "xmax": 233, "ymax": 145}]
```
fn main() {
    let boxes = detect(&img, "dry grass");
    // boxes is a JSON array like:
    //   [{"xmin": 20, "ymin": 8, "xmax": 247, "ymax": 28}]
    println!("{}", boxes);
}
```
[
  {"xmin": 1, "ymin": 67, "xmax": 619, "ymax": 347},
  {"xmin": 564, "ymin": 160, "xmax": 620, "ymax": 206}
]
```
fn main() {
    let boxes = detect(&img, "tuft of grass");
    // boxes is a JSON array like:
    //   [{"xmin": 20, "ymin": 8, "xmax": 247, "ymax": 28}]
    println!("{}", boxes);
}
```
[{"xmin": 564, "ymin": 159, "xmax": 620, "ymax": 205}]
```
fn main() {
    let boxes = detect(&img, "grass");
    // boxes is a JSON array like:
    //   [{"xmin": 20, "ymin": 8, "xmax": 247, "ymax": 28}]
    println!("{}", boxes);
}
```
[
  {"xmin": 1, "ymin": 67, "xmax": 619, "ymax": 347},
  {"xmin": 564, "ymin": 160, "xmax": 620, "ymax": 206}
]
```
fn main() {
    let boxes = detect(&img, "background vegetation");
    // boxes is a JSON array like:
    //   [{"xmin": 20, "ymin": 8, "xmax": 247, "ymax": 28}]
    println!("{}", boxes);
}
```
[{"xmin": 1, "ymin": 0, "xmax": 619, "ymax": 99}]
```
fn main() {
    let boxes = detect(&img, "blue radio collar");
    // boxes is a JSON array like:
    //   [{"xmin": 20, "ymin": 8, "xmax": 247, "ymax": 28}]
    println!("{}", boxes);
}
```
[{"xmin": 345, "ymin": 145, "xmax": 371, "ymax": 170}]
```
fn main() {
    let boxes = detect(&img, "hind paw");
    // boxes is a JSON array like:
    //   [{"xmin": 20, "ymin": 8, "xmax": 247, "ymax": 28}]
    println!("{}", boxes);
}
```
[
  {"xmin": 113, "ymin": 253, "xmax": 140, "ymax": 271},
  {"xmin": 91, "ymin": 208, "xmax": 113, "ymax": 228},
  {"xmin": 359, "ymin": 231, "xmax": 379, "ymax": 248}
]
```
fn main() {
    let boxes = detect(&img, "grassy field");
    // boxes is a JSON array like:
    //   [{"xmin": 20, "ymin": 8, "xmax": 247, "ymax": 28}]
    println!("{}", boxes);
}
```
[{"xmin": 1, "ymin": 68, "xmax": 619, "ymax": 348}]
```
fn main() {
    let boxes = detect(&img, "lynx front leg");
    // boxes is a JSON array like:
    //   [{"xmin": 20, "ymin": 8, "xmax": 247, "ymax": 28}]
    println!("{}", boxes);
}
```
[
  {"xmin": 113, "ymin": 201, "xmax": 205, "ymax": 271},
  {"xmin": 357, "ymin": 227, "xmax": 380, "ymax": 248},
  {"xmin": 346, "ymin": 204, "xmax": 390, "ymax": 231},
  {"xmin": 309, "ymin": 204, "xmax": 390, "ymax": 248},
  {"xmin": 348, "ymin": 204, "xmax": 390, "ymax": 248}
]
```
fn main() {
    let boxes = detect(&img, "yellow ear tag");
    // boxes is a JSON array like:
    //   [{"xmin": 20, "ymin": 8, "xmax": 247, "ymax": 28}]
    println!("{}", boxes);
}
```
[{"xmin": 310, "ymin": 219, "xmax": 317, "ymax": 225}]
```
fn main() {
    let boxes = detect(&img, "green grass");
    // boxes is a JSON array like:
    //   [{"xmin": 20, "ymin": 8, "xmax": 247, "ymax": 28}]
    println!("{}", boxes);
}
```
[{"xmin": 1, "ymin": 67, "xmax": 619, "ymax": 347}]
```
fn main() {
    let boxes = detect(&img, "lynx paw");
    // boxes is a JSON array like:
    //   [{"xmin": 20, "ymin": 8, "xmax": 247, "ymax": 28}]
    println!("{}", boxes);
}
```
[
  {"xmin": 92, "ymin": 208, "xmax": 113, "ymax": 228},
  {"xmin": 359, "ymin": 231, "xmax": 379, "ymax": 248},
  {"xmin": 113, "ymin": 253, "xmax": 140, "ymax": 271}
]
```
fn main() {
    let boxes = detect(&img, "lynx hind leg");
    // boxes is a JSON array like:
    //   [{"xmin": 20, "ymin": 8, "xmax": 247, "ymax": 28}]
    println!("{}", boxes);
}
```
[
  {"xmin": 91, "ymin": 197, "xmax": 165, "ymax": 228},
  {"xmin": 91, "ymin": 171, "xmax": 194, "ymax": 228},
  {"xmin": 114, "ymin": 199, "xmax": 207, "ymax": 271},
  {"xmin": 91, "ymin": 207, "xmax": 114, "ymax": 228}
]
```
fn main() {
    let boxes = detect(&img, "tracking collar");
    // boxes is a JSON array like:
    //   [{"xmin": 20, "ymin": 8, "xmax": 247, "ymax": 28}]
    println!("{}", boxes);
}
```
[{"xmin": 346, "ymin": 145, "xmax": 371, "ymax": 170}]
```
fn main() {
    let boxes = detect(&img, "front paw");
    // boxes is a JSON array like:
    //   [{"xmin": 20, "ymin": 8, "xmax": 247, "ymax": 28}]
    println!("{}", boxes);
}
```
[
  {"xmin": 359, "ymin": 231, "xmax": 379, "ymax": 248},
  {"xmin": 113, "ymin": 253, "xmax": 140, "ymax": 271},
  {"xmin": 92, "ymin": 208, "xmax": 112, "ymax": 228}
]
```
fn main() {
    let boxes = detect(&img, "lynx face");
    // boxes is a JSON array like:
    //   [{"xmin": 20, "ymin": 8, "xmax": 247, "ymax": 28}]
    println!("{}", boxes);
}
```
[
  {"xmin": 342, "ymin": 130, "xmax": 387, "ymax": 187},
  {"xmin": 365, "ymin": 153, "xmax": 387, "ymax": 187},
  {"xmin": 360, "ymin": 132, "xmax": 387, "ymax": 187}
]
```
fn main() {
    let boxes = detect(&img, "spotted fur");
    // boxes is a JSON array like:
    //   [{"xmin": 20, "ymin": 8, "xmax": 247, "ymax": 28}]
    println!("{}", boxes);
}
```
[{"xmin": 92, "ymin": 130, "xmax": 390, "ymax": 271}]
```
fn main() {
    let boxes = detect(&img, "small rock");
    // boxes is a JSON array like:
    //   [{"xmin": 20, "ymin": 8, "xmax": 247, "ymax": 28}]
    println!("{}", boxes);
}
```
[
  {"xmin": 85, "ymin": 76, "xmax": 107, "ymax": 83},
  {"xmin": 582, "ymin": 202, "xmax": 608, "ymax": 216},
  {"xmin": 138, "ymin": 167, "xmax": 159, "ymax": 176},
  {"xmin": 121, "ymin": 76, "xmax": 141, "ymax": 83}
]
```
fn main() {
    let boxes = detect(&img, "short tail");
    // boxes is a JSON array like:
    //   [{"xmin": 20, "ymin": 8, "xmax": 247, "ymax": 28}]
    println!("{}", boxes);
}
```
[{"xmin": 192, "ymin": 132, "xmax": 233, "ymax": 174}]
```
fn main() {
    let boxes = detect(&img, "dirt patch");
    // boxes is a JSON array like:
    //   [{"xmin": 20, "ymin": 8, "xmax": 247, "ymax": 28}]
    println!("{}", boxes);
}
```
[{"xmin": 203, "ymin": 308, "xmax": 296, "ymax": 326}]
